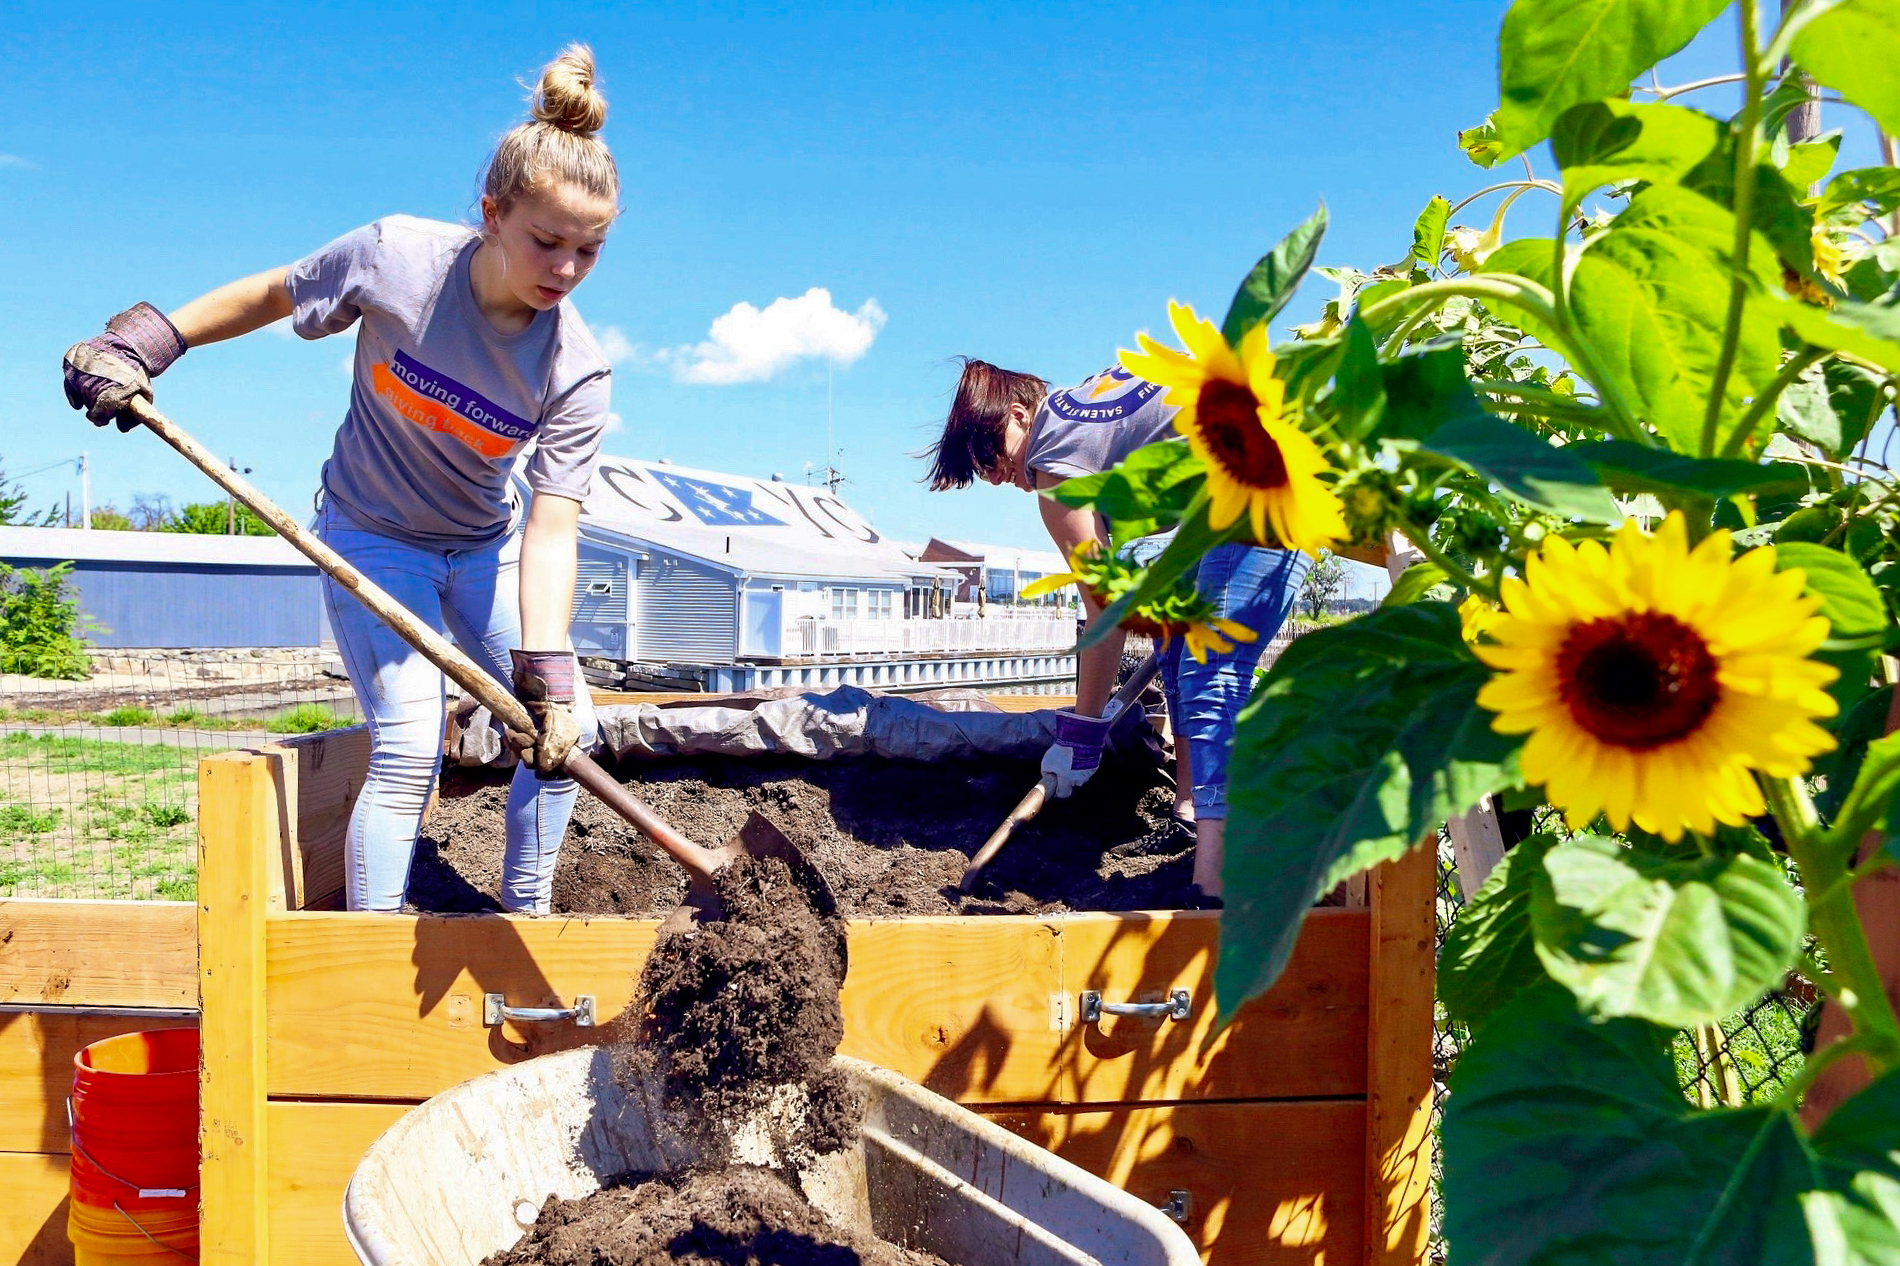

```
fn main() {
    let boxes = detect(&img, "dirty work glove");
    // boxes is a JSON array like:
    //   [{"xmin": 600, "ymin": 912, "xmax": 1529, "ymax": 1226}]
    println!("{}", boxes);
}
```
[
  {"xmin": 63, "ymin": 303, "xmax": 187, "ymax": 431},
  {"xmin": 1041, "ymin": 708, "xmax": 1113, "ymax": 799},
  {"xmin": 506, "ymin": 650, "xmax": 582, "ymax": 778}
]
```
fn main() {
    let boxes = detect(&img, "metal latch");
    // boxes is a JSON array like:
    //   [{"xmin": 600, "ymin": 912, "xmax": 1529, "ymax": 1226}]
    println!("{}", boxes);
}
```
[
  {"xmin": 1079, "ymin": 988, "xmax": 1191, "ymax": 1024},
  {"xmin": 483, "ymin": 993, "xmax": 595, "ymax": 1028},
  {"xmin": 1159, "ymin": 1189, "xmax": 1192, "ymax": 1223}
]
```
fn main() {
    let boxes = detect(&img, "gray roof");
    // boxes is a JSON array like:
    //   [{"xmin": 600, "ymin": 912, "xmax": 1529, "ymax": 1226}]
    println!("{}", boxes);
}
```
[{"xmin": 0, "ymin": 525, "xmax": 319, "ymax": 569}]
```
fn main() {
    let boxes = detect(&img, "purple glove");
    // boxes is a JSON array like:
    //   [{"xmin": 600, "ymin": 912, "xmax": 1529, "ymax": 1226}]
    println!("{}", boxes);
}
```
[
  {"xmin": 506, "ymin": 649, "xmax": 582, "ymax": 777},
  {"xmin": 63, "ymin": 303, "xmax": 187, "ymax": 431},
  {"xmin": 1040, "ymin": 708, "xmax": 1112, "ymax": 798}
]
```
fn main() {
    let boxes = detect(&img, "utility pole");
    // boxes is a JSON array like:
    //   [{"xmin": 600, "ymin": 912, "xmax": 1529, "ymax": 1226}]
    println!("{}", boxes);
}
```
[
  {"xmin": 1780, "ymin": 0, "xmax": 1821, "ymax": 151},
  {"xmin": 78, "ymin": 451, "xmax": 90, "ymax": 530},
  {"xmin": 226, "ymin": 458, "xmax": 253, "ymax": 533}
]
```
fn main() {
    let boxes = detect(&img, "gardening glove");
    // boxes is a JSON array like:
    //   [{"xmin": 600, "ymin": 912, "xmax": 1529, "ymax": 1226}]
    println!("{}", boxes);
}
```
[
  {"xmin": 63, "ymin": 303, "xmax": 187, "ymax": 431},
  {"xmin": 506, "ymin": 650, "xmax": 582, "ymax": 778},
  {"xmin": 1041, "ymin": 708, "xmax": 1113, "ymax": 799}
]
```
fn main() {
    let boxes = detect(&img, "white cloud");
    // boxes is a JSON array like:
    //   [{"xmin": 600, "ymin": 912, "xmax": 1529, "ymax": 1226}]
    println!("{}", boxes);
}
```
[
  {"xmin": 601, "ymin": 410, "xmax": 625, "ymax": 435},
  {"xmin": 0, "ymin": 154, "xmax": 34, "ymax": 170},
  {"xmin": 596, "ymin": 325, "xmax": 638, "ymax": 366},
  {"xmin": 674, "ymin": 288, "xmax": 886, "ymax": 385}
]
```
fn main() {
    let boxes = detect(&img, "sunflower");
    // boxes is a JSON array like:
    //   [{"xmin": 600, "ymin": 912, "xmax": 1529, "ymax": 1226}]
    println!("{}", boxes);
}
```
[
  {"xmin": 1022, "ymin": 544, "xmax": 1259, "ymax": 664},
  {"xmin": 1119, "ymin": 302, "xmax": 1346, "ymax": 556},
  {"xmin": 1458, "ymin": 593, "xmax": 1499, "ymax": 644},
  {"xmin": 1473, "ymin": 513, "xmax": 1839, "ymax": 841}
]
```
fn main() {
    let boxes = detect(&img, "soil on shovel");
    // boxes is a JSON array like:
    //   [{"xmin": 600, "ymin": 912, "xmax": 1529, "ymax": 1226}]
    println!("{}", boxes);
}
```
[
  {"xmin": 488, "ymin": 851, "xmax": 947, "ymax": 1265},
  {"xmin": 410, "ymin": 746, "xmax": 1191, "ymax": 918}
]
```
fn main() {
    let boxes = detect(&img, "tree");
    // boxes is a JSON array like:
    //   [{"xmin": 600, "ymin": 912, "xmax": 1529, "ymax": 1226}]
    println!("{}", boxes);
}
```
[
  {"xmin": 161, "ymin": 500, "xmax": 276, "ymax": 536},
  {"xmin": 129, "ymin": 493, "xmax": 176, "ymax": 531},
  {"xmin": 0, "ymin": 561, "xmax": 92, "ymax": 679},
  {"xmin": 89, "ymin": 506, "xmax": 136, "ymax": 531},
  {"xmin": 1298, "ymin": 552, "xmax": 1347, "ymax": 620},
  {"xmin": 0, "ymin": 456, "xmax": 59, "ymax": 527}
]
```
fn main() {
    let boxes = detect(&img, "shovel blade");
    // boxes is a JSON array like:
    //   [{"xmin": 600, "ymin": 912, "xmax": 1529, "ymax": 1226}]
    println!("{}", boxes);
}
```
[{"xmin": 658, "ymin": 812, "xmax": 844, "ymax": 973}]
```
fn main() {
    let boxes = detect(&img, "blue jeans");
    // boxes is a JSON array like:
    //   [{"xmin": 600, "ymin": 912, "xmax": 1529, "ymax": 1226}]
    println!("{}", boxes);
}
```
[
  {"xmin": 317, "ymin": 504, "xmax": 598, "ymax": 913},
  {"xmin": 1127, "ymin": 539, "xmax": 1309, "ymax": 820}
]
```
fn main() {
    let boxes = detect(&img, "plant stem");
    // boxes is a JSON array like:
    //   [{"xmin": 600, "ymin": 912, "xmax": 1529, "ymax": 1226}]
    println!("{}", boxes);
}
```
[
  {"xmin": 1391, "ymin": 511, "xmax": 1501, "ymax": 603},
  {"xmin": 1719, "ymin": 348, "xmax": 1827, "ymax": 458},
  {"xmin": 1758, "ymin": 0, "xmax": 1851, "ymax": 80},
  {"xmin": 1359, "ymin": 277, "xmax": 1649, "ymax": 444},
  {"xmin": 1764, "ymin": 775, "xmax": 1900, "ymax": 1079},
  {"xmin": 1447, "ymin": 180, "xmax": 1563, "ymax": 217},
  {"xmin": 1700, "ymin": 0, "xmax": 1767, "ymax": 459}
]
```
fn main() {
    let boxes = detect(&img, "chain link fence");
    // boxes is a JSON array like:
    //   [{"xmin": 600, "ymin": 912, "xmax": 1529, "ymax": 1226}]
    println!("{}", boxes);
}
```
[
  {"xmin": 0, "ymin": 649, "xmax": 357, "ymax": 901},
  {"xmin": 1428, "ymin": 833, "xmax": 1820, "ymax": 1265}
]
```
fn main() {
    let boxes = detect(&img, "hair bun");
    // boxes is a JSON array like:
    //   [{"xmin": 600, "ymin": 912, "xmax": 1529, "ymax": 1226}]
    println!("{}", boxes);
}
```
[{"xmin": 529, "ymin": 44, "xmax": 607, "ymax": 135}]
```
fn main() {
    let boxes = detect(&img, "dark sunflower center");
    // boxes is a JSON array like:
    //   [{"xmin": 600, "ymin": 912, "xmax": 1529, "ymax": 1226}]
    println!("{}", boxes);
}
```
[
  {"xmin": 1556, "ymin": 613, "xmax": 1719, "ymax": 750},
  {"xmin": 1197, "ymin": 379, "xmax": 1288, "ymax": 489}
]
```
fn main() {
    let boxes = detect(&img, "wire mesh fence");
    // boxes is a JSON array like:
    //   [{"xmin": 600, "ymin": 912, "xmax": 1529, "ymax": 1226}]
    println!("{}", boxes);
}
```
[
  {"xmin": 0, "ymin": 649, "xmax": 357, "ymax": 901},
  {"xmin": 1428, "ymin": 830, "xmax": 1820, "ymax": 1265}
]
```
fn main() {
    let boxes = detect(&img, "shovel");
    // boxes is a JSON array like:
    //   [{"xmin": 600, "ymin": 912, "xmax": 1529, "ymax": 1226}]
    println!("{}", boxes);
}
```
[
  {"xmin": 123, "ymin": 396, "xmax": 836, "ymax": 929},
  {"xmin": 959, "ymin": 650, "xmax": 1162, "ymax": 893}
]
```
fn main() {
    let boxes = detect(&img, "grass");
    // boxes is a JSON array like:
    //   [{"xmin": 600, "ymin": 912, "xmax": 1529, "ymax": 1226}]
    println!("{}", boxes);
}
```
[
  {"xmin": 99, "ymin": 705, "xmax": 157, "ymax": 727},
  {"xmin": 0, "ymin": 731, "xmax": 218, "ymax": 900},
  {"xmin": 265, "ymin": 703, "xmax": 356, "ymax": 734}
]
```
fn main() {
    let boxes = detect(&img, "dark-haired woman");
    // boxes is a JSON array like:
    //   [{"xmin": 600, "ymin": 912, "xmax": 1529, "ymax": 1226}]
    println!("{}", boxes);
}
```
[{"xmin": 926, "ymin": 359, "xmax": 1309, "ymax": 904}]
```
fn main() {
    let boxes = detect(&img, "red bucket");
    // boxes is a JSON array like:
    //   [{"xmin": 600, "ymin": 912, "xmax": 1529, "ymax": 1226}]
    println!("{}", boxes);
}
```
[{"xmin": 68, "ymin": 1029, "xmax": 200, "ymax": 1215}]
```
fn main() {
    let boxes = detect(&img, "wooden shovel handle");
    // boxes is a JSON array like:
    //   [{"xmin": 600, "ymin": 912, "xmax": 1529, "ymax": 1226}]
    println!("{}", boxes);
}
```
[{"xmin": 125, "ymin": 395, "xmax": 711, "ymax": 870}]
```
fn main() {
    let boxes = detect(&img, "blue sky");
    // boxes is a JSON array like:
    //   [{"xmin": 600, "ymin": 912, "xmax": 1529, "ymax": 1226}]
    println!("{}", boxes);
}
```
[{"xmin": 0, "ymin": 1, "xmax": 1863, "ymax": 569}]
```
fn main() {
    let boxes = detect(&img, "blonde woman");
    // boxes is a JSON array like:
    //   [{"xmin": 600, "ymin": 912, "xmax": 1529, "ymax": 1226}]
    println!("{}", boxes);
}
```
[{"xmin": 64, "ymin": 47, "xmax": 620, "ymax": 913}]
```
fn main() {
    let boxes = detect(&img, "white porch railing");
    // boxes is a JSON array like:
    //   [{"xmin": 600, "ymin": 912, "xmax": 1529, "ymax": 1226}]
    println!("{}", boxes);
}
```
[{"xmin": 789, "ymin": 615, "xmax": 1077, "ymax": 657}]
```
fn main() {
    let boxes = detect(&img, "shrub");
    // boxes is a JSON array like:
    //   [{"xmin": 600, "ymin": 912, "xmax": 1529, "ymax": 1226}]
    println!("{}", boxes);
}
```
[
  {"xmin": 0, "ymin": 562, "xmax": 94, "ymax": 680},
  {"xmin": 265, "ymin": 704, "xmax": 354, "ymax": 734},
  {"xmin": 99, "ymin": 706, "xmax": 156, "ymax": 727}
]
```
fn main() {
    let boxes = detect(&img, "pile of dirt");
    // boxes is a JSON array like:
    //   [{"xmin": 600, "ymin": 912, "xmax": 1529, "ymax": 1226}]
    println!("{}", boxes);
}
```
[
  {"xmin": 411, "ymin": 748, "xmax": 1193, "ymax": 918},
  {"xmin": 487, "ymin": 834, "xmax": 946, "ymax": 1264},
  {"xmin": 488, "ymin": 1167, "xmax": 943, "ymax": 1266}
]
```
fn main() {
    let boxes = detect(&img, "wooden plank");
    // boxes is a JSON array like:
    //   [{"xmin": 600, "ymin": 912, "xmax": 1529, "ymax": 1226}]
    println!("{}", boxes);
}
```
[
  {"xmin": 985, "ymin": 1099, "xmax": 1366, "ymax": 1266},
  {"xmin": 199, "ymin": 753, "xmax": 275, "ymax": 1265},
  {"xmin": 1446, "ymin": 796, "xmax": 1506, "ymax": 898},
  {"xmin": 268, "ymin": 726, "xmax": 371, "ymax": 911},
  {"xmin": 982, "ymin": 694, "xmax": 1075, "ymax": 714},
  {"xmin": 0, "ymin": 900, "xmax": 196, "ymax": 1008},
  {"xmin": 1364, "ymin": 843, "xmax": 1436, "ymax": 1266},
  {"xmin": 1059, "ymin": 909, "xmax": 1369, "ymax": 1104},
  {"xmin": 0, "ymin": 1151, "xmax": 72, "ymax": 1266},
  {"xmin": 0, "ymin": 1010, "xmax": 196, "ymax": 1154},
  {"xmin": 265, "ymin": 911, "xmax": 1068, "ymax": 1104},
  {"xmin": 265, "ymin": 910, "xmax": 661, "ymax": 1100},
  {"xmin": 266, "ymin": 1100, "xmax": 412, "ymax": 1266},
  {"xmin": 258, "ymin": 746, "xmax": 301, "ymax": 912},
  {"xmin": 839, "ymin": 918, "xmax": 1065, "ymax": 1103}
]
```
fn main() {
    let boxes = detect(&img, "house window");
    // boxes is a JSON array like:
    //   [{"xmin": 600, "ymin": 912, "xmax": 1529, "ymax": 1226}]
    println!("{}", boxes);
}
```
[
  {"xmin": 867, "ymin": 590, "xmax": 893, "ymax": 619},
  {"xmin": 830, "ymin": 587, "xmax": 860, "ymax": 620}
]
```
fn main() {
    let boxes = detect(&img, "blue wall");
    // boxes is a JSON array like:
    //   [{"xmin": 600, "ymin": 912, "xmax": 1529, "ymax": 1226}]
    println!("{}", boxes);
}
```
[{"xmin": 13, "ymin": 559, "xmax": 327, "ymax": 648}]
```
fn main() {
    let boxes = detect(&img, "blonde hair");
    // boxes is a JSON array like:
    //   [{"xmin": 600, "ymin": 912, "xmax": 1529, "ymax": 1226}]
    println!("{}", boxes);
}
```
[{"xmin": 482, "ymin": 44, "xmax": 620, "ymax": 217}]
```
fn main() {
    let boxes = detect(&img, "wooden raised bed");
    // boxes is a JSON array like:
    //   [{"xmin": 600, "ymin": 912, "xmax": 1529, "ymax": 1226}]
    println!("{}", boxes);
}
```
[{"xmin": 0, "ymin": 697, "xmax": 1432, "ymax": 1266}]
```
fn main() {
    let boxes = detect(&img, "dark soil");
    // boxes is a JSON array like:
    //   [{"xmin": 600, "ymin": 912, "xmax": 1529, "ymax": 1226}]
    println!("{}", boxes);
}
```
[
  {"xmin": 410, "ymin": 747, "xmax": 1193, "ymax": 918},
  {"xmin": 487, "ymin": 1167, "xmax": 946, "ymax": 1266}
]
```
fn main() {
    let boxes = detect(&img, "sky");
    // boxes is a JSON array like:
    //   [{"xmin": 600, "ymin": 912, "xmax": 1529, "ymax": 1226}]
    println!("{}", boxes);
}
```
[{"xmin": 1, "ymin": 1, "xmax": 1877, "ymax": 593}]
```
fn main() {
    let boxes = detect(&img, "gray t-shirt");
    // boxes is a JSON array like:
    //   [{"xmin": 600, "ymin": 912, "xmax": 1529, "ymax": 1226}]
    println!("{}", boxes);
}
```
[
  {"xmin": 288, "ymin": 215, "xmax": 612, "ymax": 546},
  {"xmin": 1023, "ymin": 365, "xmax": 1179, "ymax": 481}
]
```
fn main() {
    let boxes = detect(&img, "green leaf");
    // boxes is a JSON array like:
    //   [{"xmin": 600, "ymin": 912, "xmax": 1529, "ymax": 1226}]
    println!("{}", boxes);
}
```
[
  {"xmin": 1776, "ymin": 542, "xmax": 1886, "ymax": 641},
  {"xmin": 1803, "ymin": 1070, "xmax": 1900, "ymax": 1264},
  {"xmin": 1814, "ymin": 683, "xmax": 1893, "ymax": 822},
  {"xmin": 1076, "ymin": 491, "xmax": 1244, "ymax": 654},
  {"xmin": 1568, "ymin": 186, "xmax": 1783, "ymax": 453},
  {"xmin": 1529, "ymin": 835, "xmax": 1805, "ymax": 1027},
  {"xmin": 1779, "ymin": 295, "xmax": 1900, "ymax": 375},
  {"xmin": 1221, "ymin": 205, "xmax": 1328, "ymax": 346},
  {"xmin": 1420, "ymin": 413, "xmax": 1623, "ymax": 523},
  {"xmin": 1551, "ymin": 99, "xmax": 1724, "ymax": 214},
  {"xmin": 1331, "ymin": 315, "xmax": 1386, "ymax": 440},
  {"xmin": 1375, "ymin": 339, "xmax": 1489, "ymax": 443},
  {"xmin": 1781, "ymin": 131, "xmax": 1843, "ymax": 195},
  {"xmin": 1823, "ymin": 730, "xmax": 1900, "ymax": 860},
  {"xmin": 1681, "ymin": 144, "xmax": 1823, "ymax": 287},
  {"xmin": 1410, "ymin": 194, "xmax": 1450, "ymax": 267},
  {"xmin": 1779, "ymin": 358, "xmax": 1888, "ymax": 456},
  {"xmin": 1045, "ymin": 439, "xmax": 1206, "ymax": 547},
  {"xmin": 1381, "ymin": 562, "xmax": 1450, "ymax": 607},
  {"xmin": 1444, "ymin": 982, "xmax": 1833, "ymax": 1266},
  {"xmin": 1439, "ymin": 832, "xmax": 1560, "ymax": 1026},
  {"xmin": 1477, "ymin": 238, "xmax": 1570, "ymax": 353},
  {"xmin": 1817, "ymin": 166, "xmax": 1900, "ymax": 222},
  {"xmin": 1217, "ymin": 603, "xmax": 1521, "ymax": 1015},
  {"xmin": 1791, "ymin": 0, "xmax": 1900, "ymax": 139},
  {"xmin": 1493, "ymin": 0, "xmax": 1729, "ymax": 160},
  {"xmin": 1569, "ymin": 438, "xmax": 1811, "ymax": 500},
  {"xmin": 1459, "ymin": 112, "xmax": 1506, "ymax": 169}
]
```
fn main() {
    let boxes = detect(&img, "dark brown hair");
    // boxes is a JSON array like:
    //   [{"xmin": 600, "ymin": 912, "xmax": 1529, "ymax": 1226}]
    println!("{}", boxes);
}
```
[{"xmin": 924, "ymin": 358, "xmax": 1048, "ymax": 490}]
